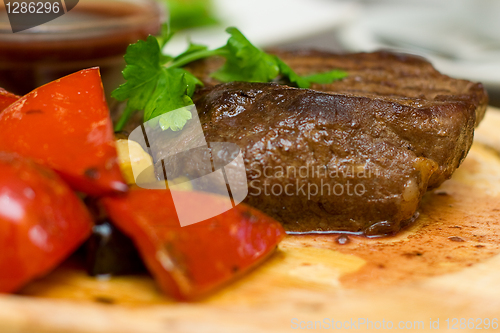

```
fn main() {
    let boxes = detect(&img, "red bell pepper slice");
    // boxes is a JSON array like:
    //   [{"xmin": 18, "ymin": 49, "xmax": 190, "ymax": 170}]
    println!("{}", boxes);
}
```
[
  {"xmin": 0, "ymin": 88, "xmax": 19, "ymax": 112},
  {"xmin": 0, "ymin": 68, "xmax": 127, "ymax": 196},
  {"xmin": 0, "ymin": 153, "xmax": 93, "ymax": 293},
  {"xmin": 102, "ymin": 189, "xmax": 285, "ymax": 300}
]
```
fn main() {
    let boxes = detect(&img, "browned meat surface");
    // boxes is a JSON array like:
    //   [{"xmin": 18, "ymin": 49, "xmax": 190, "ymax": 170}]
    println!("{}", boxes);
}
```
[
  {"xmin": 187, "ymin": 50, "xmax": 487, "ymax": 125},
  {"xmin": 150, "ymin": 51, "xmax": 488, "ymax": 236}
]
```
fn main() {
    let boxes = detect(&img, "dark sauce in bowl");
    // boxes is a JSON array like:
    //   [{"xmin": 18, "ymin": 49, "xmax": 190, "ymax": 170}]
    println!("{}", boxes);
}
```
[{"xmin": 0, "ymin": 0, "xmax": 163, "ymax": 96}]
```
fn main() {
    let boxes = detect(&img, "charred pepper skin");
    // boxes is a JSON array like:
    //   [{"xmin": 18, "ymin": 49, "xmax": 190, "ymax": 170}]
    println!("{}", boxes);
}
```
[
  {"xmin": 0, "ymin": 153, "xmax": 93, "ymax": 293},
  {"xmin": 86, "ymin": 219, "xmax": 146, "ymax": 277},
  {"xmin": 0, "ymin": 68, "xmax": 127, "ymax": 196}
]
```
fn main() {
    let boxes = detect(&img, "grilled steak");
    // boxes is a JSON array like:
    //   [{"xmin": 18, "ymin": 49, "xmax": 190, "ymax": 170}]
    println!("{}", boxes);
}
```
[{"xmin": 148, "ymin": 51, "xmax": 488, "ymax": 236}]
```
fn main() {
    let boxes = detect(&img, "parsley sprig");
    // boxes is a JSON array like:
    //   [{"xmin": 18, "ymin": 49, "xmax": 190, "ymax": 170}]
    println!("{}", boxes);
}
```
[{"xmin": 112, "ymin": 27, "xmax": 347, "ymax": 132}]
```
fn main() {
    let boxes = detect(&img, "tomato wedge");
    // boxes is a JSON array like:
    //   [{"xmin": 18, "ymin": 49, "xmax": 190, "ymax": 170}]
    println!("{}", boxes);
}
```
[
  {"xmin": 0, "ymin": 68, "xmax": 127, "ymax": 196},
  {"xmin": 0, "ymin": 88, "xmax": 19, "ymax": 112},
  {"xmin": 0, "ymin": 153, "xmax": 93, "ymax": 293},
  {"xmin": 102, "ymin": 189, "xmax": 285, "ymax": 300}
]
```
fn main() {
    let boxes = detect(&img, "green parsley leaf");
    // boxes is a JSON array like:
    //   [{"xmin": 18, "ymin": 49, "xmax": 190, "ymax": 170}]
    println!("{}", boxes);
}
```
[
  {"xmin": 142, "ymin": 69, "xmax": 192, "ymax": 121},
  {"xmin": 211, "ymin": 28, "xmax": 346, "ymax": 88},
  {"xmin": 174, "ymin": 42, "xmax": 209, "ymax": 61},
  {"xmin": 302, "ymin": 70, "xmax": 348, "ymax": 85},
  {"xmin": 211, "ymin": 27, "xmax": 279, "ymax": 83},
  {"xmin": 111, "ymin": 35, "xmax": 202, "ymax": 131},
  {"xmin": 276, "ymin": 57, "xmax": 348, "ymax": 88},
  {"xmin": 275, "ymin": 57, "xmax": 310, "ymax": 88},
  {"xmin": 158, "ymin": 107, "xmax": 193, "ymax": 131},
  {"xmin": 111, "ymin": 36, "xmax": 162, "ymax": 113}
]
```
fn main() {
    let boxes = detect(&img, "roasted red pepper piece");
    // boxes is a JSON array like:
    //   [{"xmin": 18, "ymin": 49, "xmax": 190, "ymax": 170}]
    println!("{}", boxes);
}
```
[
  {"xmin": 102, "ymin": 189, "xmax": 285, "ymax": 300},
  {"xmin": 0, "ymin": 153, "xmax": 93, "ymax": 293},
  {"xmin": 0, "ymin": 68, "xmax": 127, "ymax": 196},
  {"xmin": 0, "ymin": 88, "xmax": 19, "ymax": 112}
]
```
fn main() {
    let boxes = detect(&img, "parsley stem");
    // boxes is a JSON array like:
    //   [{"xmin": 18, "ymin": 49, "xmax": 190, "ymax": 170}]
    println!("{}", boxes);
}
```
[
  {"xmin": 114, "ymin": 106, "xmax": 135, "ymax": 132},
  {"xmin": 168, "ymin": 48, "xmax": 227, "ymax": 69}
]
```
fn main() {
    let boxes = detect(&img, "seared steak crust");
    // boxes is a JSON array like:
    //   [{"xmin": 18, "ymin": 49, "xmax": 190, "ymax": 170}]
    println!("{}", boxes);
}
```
[{"xmin": 158, "ymin": 51, "xmax": 488, "ymax": 235}]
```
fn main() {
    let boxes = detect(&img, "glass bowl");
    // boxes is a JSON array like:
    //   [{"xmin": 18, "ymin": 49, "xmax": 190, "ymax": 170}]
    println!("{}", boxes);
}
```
[{"xmin": 0, "ymin": 0, "xmax": 164, "ymax": 96}]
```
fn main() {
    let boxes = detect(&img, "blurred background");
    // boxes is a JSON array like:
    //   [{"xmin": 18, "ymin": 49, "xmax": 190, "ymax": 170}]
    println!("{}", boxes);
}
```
[
  {"xmin": 280, "ymin": 0, "xmax": 500, "ymax": 107},
  {"xmin": 0, "ymin": 0, "xmax": 499, "ymax": 106}
]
